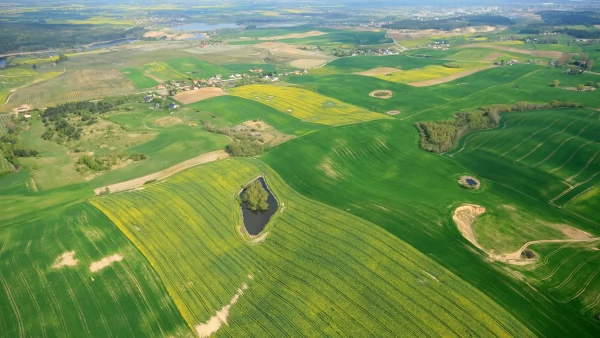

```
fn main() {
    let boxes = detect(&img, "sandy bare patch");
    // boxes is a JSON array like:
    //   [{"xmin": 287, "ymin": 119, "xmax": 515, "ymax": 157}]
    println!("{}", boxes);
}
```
[
  {"xmin": 289, "ymin": 58, "xmax": 328, "ymax": 69},
  {"xmin": 556, "ymin": 226, "xmax": 592, "ymax": 240},
  {"xmin": 318, "ymin": 157, "xmax": 341, "ymax": 180},
  {"xmin": 94, "ymin": 150, "xmax": 229, "ymax": 195},
  {"xmin": 90, "ymin": 254, "xmax": 123, "ymax": 272},
  {"xmin": 560, "ymin": 86, "xmax": 596, "ymax": 92},
  {"xmin": 410, "ymin": 66, "xmax": 495, "ymax": 87},
  {"xmin": 195, "ymin": 281, "xmax": 249, "ymax": 338},
  {"xmin": 369, "ymin": 90, "xmax": 393, "ymax": 99},
  {"xmin": 153, "ymin": 116, "xmax": 184, "ymax": 127},
  {"xmin": 52, "ymin": 251, "xmax": 79, "ymax": 269},
  {"xmin": 453, "ymin": 204, "xmax": 600, "ymax": 265},
  {"xmin": 454, "ymin": 204, "xmax": 487, "ymax": 252},
  {"xmin": 458, "ymin": 176, "xmax": 480, "ymax": 189},
  {"xmin": 241, "ymin": 120, "xmax": 295, "ymax": 146},
  {"xmin": 355, "ymin": 67, "xmax": 402, "ymax": 76},
  {"xmin": 386, "ymin": 110, "xmax": 401, "ymax": 116},
  {"xmin": 259, "ymin": 30, "xmax": 326, "ymax": 40},
  {"xmin": 251, "ymin": 232, "xmax": 269, "ymax": 244},
  {"xmin": 174, "ymin": 87, "xmax": 228, "ymax": 104},
  {"xmin": 460, "ymin": 44, "xmax": 563, "ymax": 58}
]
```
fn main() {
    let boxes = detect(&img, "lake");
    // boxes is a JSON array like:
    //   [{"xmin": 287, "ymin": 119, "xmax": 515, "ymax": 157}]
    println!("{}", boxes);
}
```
[
  {"xmin": 170, "ymin": 22, "xmax": 239, "ymax": 31},
  {"xmin": 240, "ymin": 177, "xmax": 278, "ymax": 236}
]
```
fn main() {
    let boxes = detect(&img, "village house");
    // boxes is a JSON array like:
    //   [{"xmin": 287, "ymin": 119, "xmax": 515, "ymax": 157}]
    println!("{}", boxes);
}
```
[
  {"xmin": 168, "ymin": 102, "xmax": 179, "ymax": 109},
  {"xmin": 156, "ymin": 84, "xmax": 166, "ymax": 90}
]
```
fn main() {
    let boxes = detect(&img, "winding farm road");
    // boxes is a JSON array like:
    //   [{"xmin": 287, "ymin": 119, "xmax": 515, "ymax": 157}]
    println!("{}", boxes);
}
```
[{"xmin": 93, "ymin": 150, "xmax": 229, "ymax": 195}]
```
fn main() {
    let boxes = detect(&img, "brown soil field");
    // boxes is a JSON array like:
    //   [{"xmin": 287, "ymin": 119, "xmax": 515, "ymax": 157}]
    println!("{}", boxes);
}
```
[
  {"xmin": 409, "ymin": 66, "xmax": 495, "ymax": 87},
  {"xmin": 153, "ymin": 116, "xmax": 184, "ymax": 127},
  {"xmin": 259, "ymin": 31, "xmax": 326, "ymax": 40},
  {"xmin": 355, "ymin": 67, "xmax": 402, "ymax": 76},
  {"xmin": 241, "ymin": 119, "xmax": 295, "ymax": 146},
  {"xmin": 369, "ymin": 90, "xmax": 393, "ymax": 99},
  {"xmin": 482, "ymin": 52, "xmax": 504, "ymax": 62},
  {"xmin": 289, "ymin": 59, "xmax": 329, "ymax": 69},
  {"xmin": 144, "ymin": 30, "xmax": 202, "ymax": 41},
  {"xmin": 254, "ymin": 42, "xmax": 333, "ymax": 59},
  {"xmin": 460, "ymin": 44, "xmax": 563, "ymax": 58},
  {"xmin": 174, "ymin": 87, "xmax": 228, "ymax": 104},
  {"xmin": 94, "ymin": 150, "xmax": 229, "ymax": 195}
]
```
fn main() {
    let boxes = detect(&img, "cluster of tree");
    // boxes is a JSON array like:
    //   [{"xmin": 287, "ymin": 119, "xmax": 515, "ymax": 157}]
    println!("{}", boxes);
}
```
[
  {"xmin": 0, "ymin": 23, "xmax": 144, "ymax": 54},
  {"xmin": 415, "ymin": 101, "xmax": 582, "ymax": 153},
  {"xmin": 227, "ymin": 135, "xmax": 265, "ymax": 157},
  {"xmin": 41, "ymin": 99, "xmax": 125, "ymax": 143},
  {"xmin": 539, "ymin": 10, "xmax": 600, "ymax": 26},
  {"xmin": 383, "ymin": 15, "xmax": 514, "ymax": 31},
  {"xmin": 76, "ymin": 152, "xmax": 147, "ymax": 172},
  {"xmin": 241, "ymin": 180, "xmax": 269, "ymax": 211},
  {"xmin": 0, "ymin": 120, "xmax": 39, "ymax": 171},
  {"xmin": 555, "ymin": 29, "xmax": 600, "ymax": 39}
]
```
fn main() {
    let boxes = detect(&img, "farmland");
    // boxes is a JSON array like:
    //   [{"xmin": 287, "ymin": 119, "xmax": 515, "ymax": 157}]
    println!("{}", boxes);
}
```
[
  {"xmin": 91, "ymin": 158, "xmax": 533, "ymax": 337},
  {"xmin": 4, "ymin": 69, "xmax": 138, "ymax": 109},
  {"xmin": 2, "ymin": 4, "xmax": 600, "ymax": 337},
  {"xmin": 0, "ymin": 202, "xmax": 189, "ymax": 337},
  {"xmin": 229, "ymin": 84, "xmax": 389, "ymax": 125}
]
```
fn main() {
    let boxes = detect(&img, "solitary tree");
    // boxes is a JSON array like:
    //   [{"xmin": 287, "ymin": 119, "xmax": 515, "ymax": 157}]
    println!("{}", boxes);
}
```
[
  {"xmin": 577, "ymin": 84, "xmax": 585, "ymax": 92},
  {"xmin": 551, "ymin": 80, "xmax": 560, "ymax": 87}
]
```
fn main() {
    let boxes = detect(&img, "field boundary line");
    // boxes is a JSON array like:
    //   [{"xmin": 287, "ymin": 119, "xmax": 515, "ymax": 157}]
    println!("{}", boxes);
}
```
[{"xmin": 94, "ymin": 150, "xmax": 229, "ymax": 195}]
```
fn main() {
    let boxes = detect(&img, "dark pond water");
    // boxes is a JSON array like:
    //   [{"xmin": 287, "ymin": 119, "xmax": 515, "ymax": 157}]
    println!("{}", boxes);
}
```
[
  {"xmin": 0, "ymin": 57, "xmax": 5, "ymax": 68},
  {"xmin": 170, "ymin": 22, "xmax": 239, "ymax": 31},
  {"xmin": 466, "ymin": 178, "xmax": 478, "ymax": 186},
  {"xmin": 240, "ymin": 177, "xmax": 278, "ymax": 236}
]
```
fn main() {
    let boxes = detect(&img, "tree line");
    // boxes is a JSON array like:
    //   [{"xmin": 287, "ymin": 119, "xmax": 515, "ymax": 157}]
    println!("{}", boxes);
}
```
[
  {"xmin": 415, "ymin": 101, "xmax": 582, "ymax": 153},
  {"xmin": 0, "ymin": 118, "xmax": 39, "ymax": 173}
]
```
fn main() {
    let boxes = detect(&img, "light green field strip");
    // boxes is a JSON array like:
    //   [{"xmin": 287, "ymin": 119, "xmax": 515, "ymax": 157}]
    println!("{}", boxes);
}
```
[
  {"xmin": 92, "ymin": 158, "xmax": 533, "ymax": 337},
  {"xmin": 0, "ymin": 203, "xmax": 189, "ymax": 337},
  {"xmin": 230, "ymin": 84, "xmax": 389, "ymax": 125}
]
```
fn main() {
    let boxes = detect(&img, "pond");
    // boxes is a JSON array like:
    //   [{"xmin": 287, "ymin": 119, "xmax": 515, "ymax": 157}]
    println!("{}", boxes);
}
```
[
  {"xmin": 170, "ymin": 22, "xmax": 239, "ymax": 31},
  {"xmin": 466, "ymin": 178, "xmax": 478, "ymax": 186},
  {"xmin": 0, "ymin": 57, "xmax": 5, "ymax": 68},
  {"xmin": 240, "ymin": 177, "xmax": 278, "ymax": 236}
]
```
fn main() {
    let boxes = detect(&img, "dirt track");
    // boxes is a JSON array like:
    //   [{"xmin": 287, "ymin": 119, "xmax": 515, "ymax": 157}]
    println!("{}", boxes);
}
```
[{"xmin": 94, "ymin": 150, "xmax": 229, "ymax": 195}]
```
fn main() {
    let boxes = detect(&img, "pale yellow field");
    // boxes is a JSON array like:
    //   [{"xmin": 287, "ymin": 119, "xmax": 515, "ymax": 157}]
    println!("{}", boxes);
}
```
[
  {"xmin": 377, "ymin": 64, "xmax": 484, "ymax": 84},
  {"xmin": 230, "ymin": 84, "xmax": 389, "ymax": 125}
]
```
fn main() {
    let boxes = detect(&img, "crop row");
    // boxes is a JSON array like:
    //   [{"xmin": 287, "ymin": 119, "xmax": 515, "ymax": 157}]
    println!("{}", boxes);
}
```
[
  {"xmin": 92, "ymin": 158, "xmax": 534, "ymax": 337},
  {"xmin": 230, "ymin": 84, "xmax": 388, "ymax": 126},
  {"xmin": 0, "ymin": 203, "xmax": 187, "ymax": 337}
]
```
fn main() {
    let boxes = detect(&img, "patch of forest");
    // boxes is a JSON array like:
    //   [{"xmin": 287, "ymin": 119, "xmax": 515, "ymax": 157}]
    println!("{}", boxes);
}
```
[
  {"xmin": 415, "ymin": 101, "xmax": 582, "ymax": 153},
  {"xmin": 0, "ymin": 23, "xmax": 144, "ymax": 54},
  {"xmin": 383, "ymin": 15, "xmax": 514, "ymax": 31}
]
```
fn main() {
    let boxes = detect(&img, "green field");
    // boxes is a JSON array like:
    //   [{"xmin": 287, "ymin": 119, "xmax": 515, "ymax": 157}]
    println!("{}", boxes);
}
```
[
  {"xmin": 92, "ymin": 158, "xmax": 533, "ymax": 337},
  {"xmin": 450, "ymin": 109, "xmax": 600, "ymax": 218},
  {"xmin": 120, "ymin": 67, "xmax": 160, "ymax": 89},
  {"xmin": 0, "ymin": 202, "xmax": 189, "ymax": 337},
  {"xmin": 3, "ymin": 22, "xmax": 600, "ymax": 337}
]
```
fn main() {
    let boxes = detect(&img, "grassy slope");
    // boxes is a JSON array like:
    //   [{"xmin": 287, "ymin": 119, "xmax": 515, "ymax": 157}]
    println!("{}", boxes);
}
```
[
  {"xmin": 167, "ymin": 57, "xmax": 230, "ymax": 79},
  {"xmin": 0, "ymin": 202, "xmax": 190, "ymax": 337},
  {"xmin": 261, "ymin": 118, "xmax": 600, "ymax": 335},
  {"xmin": 120, "ymin": 67, "xmax": 160, "ymax": 89},
  {"xmin": 91, "ymin": 158, "xmax": 533, "ymax": 337}
]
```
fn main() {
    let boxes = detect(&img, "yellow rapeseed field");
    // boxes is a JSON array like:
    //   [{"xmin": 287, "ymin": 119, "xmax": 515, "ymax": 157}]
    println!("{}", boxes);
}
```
[{"xmin": 230, "ymin": 84, "xmax": 389, "ymax": 125}]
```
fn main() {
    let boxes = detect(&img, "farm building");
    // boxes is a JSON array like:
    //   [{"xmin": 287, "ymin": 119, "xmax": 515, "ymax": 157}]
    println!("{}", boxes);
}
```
[{"xmin": 168, "ymin": 102, "xmax": 179, "ymax": 109}]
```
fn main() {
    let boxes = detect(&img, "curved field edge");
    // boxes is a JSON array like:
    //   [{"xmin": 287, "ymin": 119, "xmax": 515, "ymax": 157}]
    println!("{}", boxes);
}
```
[
  {"xmin": 0, "ymin": 203, "xmax": 190, "ymax": 337},
  {"xmin": 91, "ymin": 158, "xmax": 533, "ymax": 337}
]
